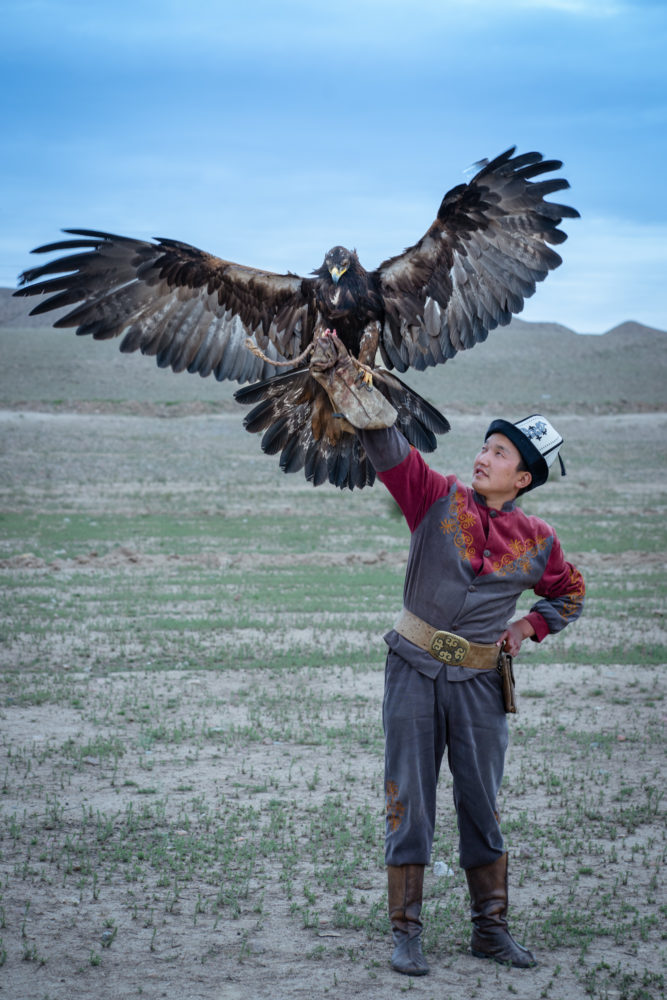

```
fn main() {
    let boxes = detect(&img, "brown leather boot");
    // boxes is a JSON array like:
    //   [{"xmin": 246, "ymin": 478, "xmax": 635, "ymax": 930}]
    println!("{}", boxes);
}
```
[
  {"xmin": 387, "ymin": 864, "xmax": 430, "ymax": 975},
  {"xmin": 465, "ymin": 853, "xmax": 537, "ymax": 968}
]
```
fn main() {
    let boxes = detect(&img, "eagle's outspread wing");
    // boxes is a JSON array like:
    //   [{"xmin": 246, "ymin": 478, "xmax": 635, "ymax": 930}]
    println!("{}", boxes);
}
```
[
  {"xmin": 15, "ymin": 230, "xmax": 316, "ymax": 383},
  {"xmin": 375, "ymin": 148, "xmax": 579, "ymax": 371}
]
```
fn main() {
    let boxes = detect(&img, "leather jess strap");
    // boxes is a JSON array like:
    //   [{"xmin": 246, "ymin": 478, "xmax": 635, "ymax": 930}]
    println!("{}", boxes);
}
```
[{"xmin": 393, "ymin": 608, "xmax": 501, "ymax": 669}]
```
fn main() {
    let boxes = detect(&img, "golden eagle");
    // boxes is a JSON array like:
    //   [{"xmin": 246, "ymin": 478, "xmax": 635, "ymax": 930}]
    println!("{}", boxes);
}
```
[{"xmin": 15, "ymin": 147, "xmax": 578, "ymax": 489}]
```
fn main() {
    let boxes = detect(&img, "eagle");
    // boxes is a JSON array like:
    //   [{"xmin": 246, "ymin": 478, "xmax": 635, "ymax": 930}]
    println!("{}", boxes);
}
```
[{"xmin": 15, "ymin": 147, "xmax": 578, "ymax": 490}]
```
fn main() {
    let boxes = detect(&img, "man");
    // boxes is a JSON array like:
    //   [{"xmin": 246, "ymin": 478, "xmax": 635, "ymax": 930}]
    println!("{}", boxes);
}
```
[
  {"xmin": 310, "ymin": 334, "xmax": 585, "ymax": 975},
  {"xmin": 352, "ymin": 413, "xmax": 584, "ymax": 975}
]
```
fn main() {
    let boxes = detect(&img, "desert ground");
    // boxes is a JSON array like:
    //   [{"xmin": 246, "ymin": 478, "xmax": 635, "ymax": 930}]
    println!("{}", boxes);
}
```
[{"xmin": 0, "ymin": 316, "xmax": 665, "ymax": 1000}]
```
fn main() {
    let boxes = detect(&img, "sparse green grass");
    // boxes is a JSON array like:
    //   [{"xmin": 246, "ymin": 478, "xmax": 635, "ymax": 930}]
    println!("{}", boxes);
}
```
[{"xmin": 0, "ymin": 404, "xmax": 665, "ymax": 998}]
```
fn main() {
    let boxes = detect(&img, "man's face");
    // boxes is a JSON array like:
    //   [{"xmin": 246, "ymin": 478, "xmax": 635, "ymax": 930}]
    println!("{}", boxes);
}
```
[{"xmin": 471, "ymin": 433, "xmax": 531, "ymax": 506}]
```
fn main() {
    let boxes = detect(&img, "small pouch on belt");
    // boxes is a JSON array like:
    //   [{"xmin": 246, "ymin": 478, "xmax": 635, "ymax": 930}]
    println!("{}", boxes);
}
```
[{"xmin": 498, "ymin": 650, "xmax": 517, "ymax": 714}]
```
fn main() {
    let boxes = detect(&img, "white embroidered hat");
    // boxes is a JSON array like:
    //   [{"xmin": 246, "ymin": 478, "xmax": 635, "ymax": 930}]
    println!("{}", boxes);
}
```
[{"xmin": 485, "ymin": 414, "xmax": 565, "ymax": 494}]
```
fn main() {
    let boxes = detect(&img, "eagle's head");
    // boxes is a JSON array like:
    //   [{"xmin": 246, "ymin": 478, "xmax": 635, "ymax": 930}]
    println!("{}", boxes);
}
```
[{"xmin": 322, "ymin": 246, "xmax": 358, "ymax": 285}]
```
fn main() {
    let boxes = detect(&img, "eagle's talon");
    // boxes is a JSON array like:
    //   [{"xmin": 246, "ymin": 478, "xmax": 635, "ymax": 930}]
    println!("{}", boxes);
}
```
[{"xmin": 352, "ymin": 359, "xmax": 375, "ymax": 389}]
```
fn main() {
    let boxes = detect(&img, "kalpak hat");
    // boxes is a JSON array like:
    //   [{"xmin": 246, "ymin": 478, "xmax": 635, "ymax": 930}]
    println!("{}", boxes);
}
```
[{"xmin": 485, "ymin": 414, "xmax": 565, "ymax": 494}]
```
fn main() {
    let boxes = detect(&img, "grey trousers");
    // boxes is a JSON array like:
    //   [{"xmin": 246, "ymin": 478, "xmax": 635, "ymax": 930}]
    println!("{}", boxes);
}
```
[{"xmin": 383, "ymin": 650, "xmax": 508, "ymax": 870}]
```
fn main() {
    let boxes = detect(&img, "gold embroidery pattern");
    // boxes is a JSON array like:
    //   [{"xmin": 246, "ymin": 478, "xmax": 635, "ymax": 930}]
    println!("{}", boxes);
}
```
[
  {"xmin": 492, "ymin": 535, "xmax": 549, "ymax": 576},
  {"xmin": 561, "ymin": 566, "xmax": 586, "ymax": 620},
  {"xmin": 439, "ymin": 488, "xmax": 476, "ymax": 562},
  {"xmin": 386, "ymin": 780, "xmax": 405, "ymax": 833}
]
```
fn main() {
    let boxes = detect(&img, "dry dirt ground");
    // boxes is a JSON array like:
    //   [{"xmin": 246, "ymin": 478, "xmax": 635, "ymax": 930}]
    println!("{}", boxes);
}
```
[
  {"xmin": 0, "ymin": 399, "xmax": 665, "ymax": 999},
  {"xmin": 0, "ymin": 656, "xmax": 664, "ymax": 1000}
]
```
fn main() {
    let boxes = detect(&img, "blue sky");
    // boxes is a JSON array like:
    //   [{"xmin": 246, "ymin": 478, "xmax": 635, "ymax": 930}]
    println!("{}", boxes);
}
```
[{"xmin": 2, "ymin": 0, "xmax": 665, "ymax": 333}]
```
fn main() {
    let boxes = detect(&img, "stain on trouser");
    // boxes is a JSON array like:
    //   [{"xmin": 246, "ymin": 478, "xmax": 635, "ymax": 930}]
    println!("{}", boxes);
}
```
[{"xmin": 383, "ymin": 650, "xmax": 508, "ymax": 870}]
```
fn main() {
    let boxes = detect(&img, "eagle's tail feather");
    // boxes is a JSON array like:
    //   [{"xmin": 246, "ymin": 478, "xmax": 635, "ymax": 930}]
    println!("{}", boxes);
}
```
[{"xmin": 234, "ymin": 367, "xmax": 448, "ymax": 490}]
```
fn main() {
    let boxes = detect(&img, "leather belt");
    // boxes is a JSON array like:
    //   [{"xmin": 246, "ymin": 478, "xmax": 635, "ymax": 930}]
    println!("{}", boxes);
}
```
[{"xmin": 393, "ymin": 608, "xmax": 500, "ymax": 669}]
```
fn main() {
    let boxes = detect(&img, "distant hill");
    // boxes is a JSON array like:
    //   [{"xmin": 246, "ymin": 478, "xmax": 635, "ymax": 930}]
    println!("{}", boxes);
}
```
[
  {"xmin": 603, "ymin": 320, "xmax": 667, "ymax": 340},
  {"xmin": 1, "ymin": 287, "xmax": 665, "ymax": 414},
  {"xmin": 400, "ymin": 316, "xmax": 666, "ymax": 415},
  {"xmin": 0, "ymin": 287, "xmax": 70, "ymax": 328}
]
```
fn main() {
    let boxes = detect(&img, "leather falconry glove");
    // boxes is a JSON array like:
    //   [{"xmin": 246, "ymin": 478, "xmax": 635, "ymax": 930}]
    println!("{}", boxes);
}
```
[{"xmin": 309, "ymin": 330, "xmax": 398, "ymax": 430}]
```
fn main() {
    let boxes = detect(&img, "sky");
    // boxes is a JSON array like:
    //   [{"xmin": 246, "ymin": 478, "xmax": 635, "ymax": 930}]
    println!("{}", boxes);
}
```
[{"xmin": 2, "ymin": 0, "xmax": 666, "ymax": 334}]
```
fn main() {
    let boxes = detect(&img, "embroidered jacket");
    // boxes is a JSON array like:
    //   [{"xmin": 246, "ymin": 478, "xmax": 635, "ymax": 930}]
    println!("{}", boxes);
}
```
[{"xmin": 357, "ymin": 426, "xmax": 585, "ymax": 680}]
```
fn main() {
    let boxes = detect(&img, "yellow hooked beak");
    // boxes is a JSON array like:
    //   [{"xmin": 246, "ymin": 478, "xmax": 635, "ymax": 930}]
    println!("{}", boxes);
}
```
[{"xmin": 329, "ymin": 264, "xmax": 348, "ymax": 284}]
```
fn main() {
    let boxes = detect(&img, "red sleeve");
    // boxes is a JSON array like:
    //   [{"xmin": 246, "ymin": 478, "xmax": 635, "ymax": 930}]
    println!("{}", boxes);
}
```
[
  {"xmin": 525, "ymin": 610, "xmax": 550, "ymax": 643},
  {"xmin": 378, "ymin": 447, "xmax": 455, "ymax": 532},
  {"xmin": 528, "ymin": 533, "xmax": 586, "ymax": 640}
]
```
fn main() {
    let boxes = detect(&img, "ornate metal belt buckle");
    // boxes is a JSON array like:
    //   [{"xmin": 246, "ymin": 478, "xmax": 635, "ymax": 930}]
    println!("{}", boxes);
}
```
[{"xmin": 429, "ymin": 630, "xmax": 470, "ymax": 664}]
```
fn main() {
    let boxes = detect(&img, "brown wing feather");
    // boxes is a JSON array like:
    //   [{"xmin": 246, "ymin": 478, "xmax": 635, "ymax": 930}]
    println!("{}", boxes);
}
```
[
  {"xmin": 375, "ymin": 148, "xmax": 579, "ymax": 371},
  {"xmin": 15, "ymin": 230, "xmax": 317, "ymax": 384}
]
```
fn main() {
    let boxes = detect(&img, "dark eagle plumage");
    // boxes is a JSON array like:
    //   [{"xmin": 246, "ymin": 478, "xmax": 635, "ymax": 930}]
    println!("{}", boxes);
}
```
[{"xmin": 15, "ymin": 147, "xmax": 578, "ymax": 489}]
